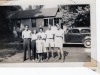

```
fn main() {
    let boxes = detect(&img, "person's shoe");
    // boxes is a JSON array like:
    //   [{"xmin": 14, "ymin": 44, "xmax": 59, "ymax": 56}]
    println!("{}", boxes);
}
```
[
  {"xmin": 37, "ymin": 60, "xmax": 40, "ymax": 63},
  {"xmin": 35, "ymin": 59, "xmax": 37, "ymax": 61},
  {"xmin": 56, "ymin": 57, "xmax": 61, "ymax": 61},
  {"xmin": 32, "ymin": 59, "xmax": 35, "ymax": 61},
  {"xmin": 46, "ymin": 57, "xmax": 49, "ymax": 61},
  {"xmin": 41, "ymin": 60, "xmax": 43, "ymax": 63},
  {"xmin": 61, "ymin": 58, "xmax": 64, "ymax": 63}
]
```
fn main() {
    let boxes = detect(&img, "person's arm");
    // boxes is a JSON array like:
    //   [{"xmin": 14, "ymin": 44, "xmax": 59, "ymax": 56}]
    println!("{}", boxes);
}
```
[
  {"xmin": 30, "ymin": 30, "xmax": 32, "ymax": 41},
  {"xmin": 31, "ymin": 34, "xmax": 33, "ymax": 41},
  {"xmin": 43, "ymin": 32, "xmax": 46, "ymax": 40},
  {"xmin": 36, "ymin": 40, "xmax": 38, "ymax": 52},
  {"xmin": 44, "ymin": 34, "xmax": 47, "ymax": 40},
  {"xmin": 22, "ymin": 31, "xmax": 24, "ymax": 39},
  {"xmin": 36, "ymin": 41, "xmax": 38, "ymax": 45},
  {"xmin": 30, "ymin": 30, "xmax": 32, "ymax": 37},
  {"xmin": 45, "ymin": 31, "xmax": 47, "ymax": 39},
  {"xmin": 62, "ymin": 30, "xmax": 64, "ymax": 38},
  {"xmin": 53, "ymin": 31, "xmax": 55, "ymax": 40}
]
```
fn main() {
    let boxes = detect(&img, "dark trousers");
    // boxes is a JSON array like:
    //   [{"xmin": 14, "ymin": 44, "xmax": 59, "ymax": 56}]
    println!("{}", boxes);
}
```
[
  {"xmin": 31, "ymin": 40, "xmax": 37, "ymax": 60},
  {"xmin": 23, "ymin": 38, "xmax": 31, "ymax": 60}
]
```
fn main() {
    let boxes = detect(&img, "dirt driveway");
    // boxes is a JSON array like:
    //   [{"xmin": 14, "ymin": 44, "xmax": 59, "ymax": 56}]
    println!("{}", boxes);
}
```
[{"xmin": 0, "ymin": 42, "xmax": 91, "ymax": 63}]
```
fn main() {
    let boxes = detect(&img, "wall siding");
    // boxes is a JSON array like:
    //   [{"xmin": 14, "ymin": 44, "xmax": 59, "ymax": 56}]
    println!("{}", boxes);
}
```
[
  {"xmin": 21, "ymin": 19, "xmax": 31, "ymax": 29},
  {"xmin": 18, "ymin": 18, "xmax": 62, "ymax": 32},
  {"xmin": 36, "ymin": 18, "xmax": 44, "ymax": 32}
]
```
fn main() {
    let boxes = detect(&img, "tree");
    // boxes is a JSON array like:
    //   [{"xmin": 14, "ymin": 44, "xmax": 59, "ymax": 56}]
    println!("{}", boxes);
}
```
[
  {"xmin": 0, "ymin": 6, "xmax": 22, "ymax": 34},
  {"xmin": 74, "ymin": 5, "xmax": 90, "ymax": 27},
  {"xmin": 59, "ymin": 5, "xmax": 90, "ymax": 28}
]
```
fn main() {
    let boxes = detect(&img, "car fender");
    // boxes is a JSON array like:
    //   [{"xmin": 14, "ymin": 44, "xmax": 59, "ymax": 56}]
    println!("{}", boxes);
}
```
[{"xmin": 82, "ymin": 36, "xmax": 91, "ymax": 43}]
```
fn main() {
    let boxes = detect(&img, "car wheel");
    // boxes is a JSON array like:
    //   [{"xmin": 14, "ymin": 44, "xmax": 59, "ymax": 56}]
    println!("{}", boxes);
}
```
[{"xmin": 84, "ymin": 39, "xmax": 91, "ymax": 48}]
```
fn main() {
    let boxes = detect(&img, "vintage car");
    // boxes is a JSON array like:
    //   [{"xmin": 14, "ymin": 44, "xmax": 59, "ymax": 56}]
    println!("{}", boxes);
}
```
[{"xmin": 65, "ymin": 27, "xmax": 91, "ymax": 48}]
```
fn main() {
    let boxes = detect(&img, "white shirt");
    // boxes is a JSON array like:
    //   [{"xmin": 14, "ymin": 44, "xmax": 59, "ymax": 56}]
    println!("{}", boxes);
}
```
[
  {"xmin": 45, "ymin": 30, "xmax": 54, "ymax": 38},
  {"xmin": 55, "ymin": 29, "xmax": 64, "ymax": 37},
  {"xmin": 31, "ymin": 34, "xmax": 37, "ymax": 40},
  {"xmin": 51, "ymin": 26, "xmax": 57, "ymax": 31},
  {"xmin": 22, "ymin": 30, "xmax": 31, "ymax": 38},
  {"xmin": 37, "ymin": 32, "xmax": 46, "ymax": 39}
]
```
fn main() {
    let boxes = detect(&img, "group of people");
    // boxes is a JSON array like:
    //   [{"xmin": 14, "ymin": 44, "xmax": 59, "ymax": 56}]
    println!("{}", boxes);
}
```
[{"xmin": 22, "ymin": 24, "xmax": 64, "ymax": 63}]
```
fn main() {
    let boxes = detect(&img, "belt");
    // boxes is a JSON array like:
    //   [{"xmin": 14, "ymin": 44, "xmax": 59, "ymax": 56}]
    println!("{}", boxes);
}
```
[
  {"xmin": 32, "ymin": 39, "xmax": 36, "ymax": 41},
  {"xmin": 41, "ymin": 39, "xmax": 45, "ymax": 40},
  {"xmin": 46, "ymin": 38, "xmax": 53, "ymax": 39},
  {"xmin": 56, "ymin": 36, "xmax": 62, "ymax": 37},
  {"xmin": 24, "ymin": 38, "xmax": 31, "ymax": 39}
]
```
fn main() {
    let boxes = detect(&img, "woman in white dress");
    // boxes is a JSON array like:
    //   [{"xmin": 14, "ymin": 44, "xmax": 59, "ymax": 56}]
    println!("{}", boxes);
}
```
[{"xmin": 36, "ymin": 35, "xmax": 43, "ymax": 62}]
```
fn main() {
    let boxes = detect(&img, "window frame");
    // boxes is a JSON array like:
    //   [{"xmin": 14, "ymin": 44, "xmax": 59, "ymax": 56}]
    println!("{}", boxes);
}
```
[
  {"xmin": 71, "ymin": 29, "xmax": 80, "ymax": 34},
  {"xmin": 54, "ymin": 18, "xmax": 59, "ymax": 25},
  {"xmin": 31, "ymin": 19, "xmax": 36, "ymax": 27},
  {"xmin": 44, "ymin": 18, "xmax": 55, "ymax": 27},
  {"xmin": 44, "ymin": 18, "xmax": 49, "ymax": 27},
  {"xmin": 68, "ymin": 29, "xmax": 80, "ymax": 34},
  {"xmin": 81, "ymin": 29, "xmax": 90, "ymax": 34}
]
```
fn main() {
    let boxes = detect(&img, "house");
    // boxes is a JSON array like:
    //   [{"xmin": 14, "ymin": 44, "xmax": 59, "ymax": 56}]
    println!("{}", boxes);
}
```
[{"xmin": 10, "ymin": 7, "xmax": 63, "ymax": 32}]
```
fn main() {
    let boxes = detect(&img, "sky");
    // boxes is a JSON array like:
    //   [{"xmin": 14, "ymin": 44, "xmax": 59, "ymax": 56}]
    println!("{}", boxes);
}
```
[{"xmin": 1, "ymin": 0, "xmax": 75, "ymax": 10}]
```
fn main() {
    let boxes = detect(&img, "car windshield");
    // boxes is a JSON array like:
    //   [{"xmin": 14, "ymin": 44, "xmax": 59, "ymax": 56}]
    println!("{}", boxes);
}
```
[
  {"xmin": 81, "ymin": 29, "xmax": 90, "ymax": 33},
  {"xmin": 72, "ymin": 29, "xmax": 79, "ymax": 33},
  {"xmin": 68, "ymin": 29, "xmax": 80, "ymax": 34}
]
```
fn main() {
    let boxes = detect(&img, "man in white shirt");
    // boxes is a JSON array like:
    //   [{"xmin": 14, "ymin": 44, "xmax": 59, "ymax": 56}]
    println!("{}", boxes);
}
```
[
  {"xmin": 22, "ymin": 25, "xmax": 31, "ymax": 61},
  {"xmin": 55, "ymin": 24, "xmax": 64, "ymax": 63},
  {"xmin": 45, "ymin": 25, "xmax": 55, "ymax": 60}
]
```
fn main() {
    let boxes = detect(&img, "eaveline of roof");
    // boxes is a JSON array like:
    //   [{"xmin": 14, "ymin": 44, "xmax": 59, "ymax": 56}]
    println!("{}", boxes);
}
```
[{"xmin": 10, "ymin": 7, "xmax": 63, "ymax": 19}]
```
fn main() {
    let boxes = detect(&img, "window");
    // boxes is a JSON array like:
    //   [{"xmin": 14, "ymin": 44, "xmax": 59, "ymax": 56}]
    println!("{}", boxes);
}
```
[
  {"xmin": 16, "ymin": 20, "xmax": 21, "ymax": 27},
  {"xmin": 49, "ymin": 19, "xmax": 53, "ymax": 25},
  {"xmin": 31, "ymin": 19, "xmax": 36, "ymax": 27},
  {"xmin": 71, "ymin": 29, "xmax": 79, "ymax": 33},
  {"xmin": 44, "ymin": 19, "xmax": 48, "ymax": 27},
  {"xmin": 54, "ymin": 18, "xmax": 59, "ymax": 25},
  {"xmin": 81, "ymin": 29, "xmax": 90, "ymax": 33},
  {"xmin": 44, "ymin": 18, "xmax": 59, "ymax": 26}
]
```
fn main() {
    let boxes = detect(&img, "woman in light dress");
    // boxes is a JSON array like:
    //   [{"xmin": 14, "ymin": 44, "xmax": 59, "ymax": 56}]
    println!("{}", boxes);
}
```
[{"xmin": 36, "ymin": 35, "xmax": 43, "ymax": 62}]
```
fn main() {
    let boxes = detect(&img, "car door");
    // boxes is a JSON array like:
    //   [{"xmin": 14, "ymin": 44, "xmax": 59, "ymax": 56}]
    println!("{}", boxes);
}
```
[
  {"xmin": 66, "ymin": 29, "xmax": 81, "ymax": 43},
  {"xmin": 65, "ymin": 29, "xmax": 71, "ymax": 42},
  {"xmin": 71, "ymin": 29, "xmax": 81, "ymax": 43}
]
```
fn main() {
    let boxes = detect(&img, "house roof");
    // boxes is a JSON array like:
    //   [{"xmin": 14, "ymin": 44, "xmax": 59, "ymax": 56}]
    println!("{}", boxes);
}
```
[
  {"xmin": 11, "ymin": 7, "xmax": 59, "ymax": 19},
  {"xmin": 56, "ymin": 12, "xmax": 63, "ymax": 18}
]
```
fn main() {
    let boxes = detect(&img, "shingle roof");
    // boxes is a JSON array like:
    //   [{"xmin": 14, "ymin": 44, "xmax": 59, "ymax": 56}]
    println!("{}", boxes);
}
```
[{"xmin": 11, "ymin": 7, "xmax": 58, "ymax": 19}]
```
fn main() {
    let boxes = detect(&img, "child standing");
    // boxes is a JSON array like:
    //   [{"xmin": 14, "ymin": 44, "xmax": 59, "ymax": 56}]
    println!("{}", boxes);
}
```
[{"xmin": 36, "ymin": 35, "xmax": 43, "ymax": 62}]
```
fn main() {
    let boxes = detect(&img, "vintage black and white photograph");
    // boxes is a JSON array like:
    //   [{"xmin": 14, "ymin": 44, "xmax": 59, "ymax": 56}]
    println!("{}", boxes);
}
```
[{"xmin": 0, "ymin": 2, "xmax": 91, "ymax": 63}]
